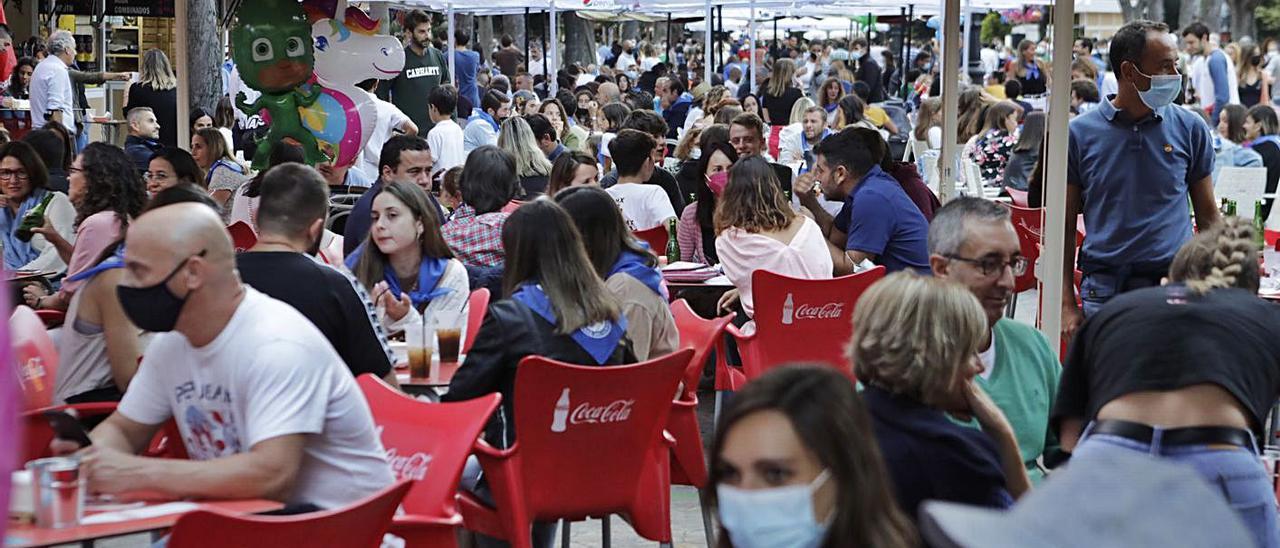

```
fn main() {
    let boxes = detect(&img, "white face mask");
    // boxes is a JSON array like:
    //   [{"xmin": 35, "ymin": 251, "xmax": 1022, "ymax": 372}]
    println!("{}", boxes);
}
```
[{"xmin": 717, "ymin": 470, "xmax": 832, "ymax": 548}]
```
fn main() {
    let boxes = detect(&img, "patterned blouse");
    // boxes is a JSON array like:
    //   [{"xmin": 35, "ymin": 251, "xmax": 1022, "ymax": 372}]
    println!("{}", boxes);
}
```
[{"xmin": 967, "ymin": 128, "xmax": 1019, "ymax": 186}]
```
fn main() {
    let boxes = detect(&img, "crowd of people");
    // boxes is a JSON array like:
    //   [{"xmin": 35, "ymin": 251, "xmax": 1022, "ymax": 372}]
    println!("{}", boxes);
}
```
[{"xmin": 7, "ymin": 10, "xmax": 1280, "ymax": 548}]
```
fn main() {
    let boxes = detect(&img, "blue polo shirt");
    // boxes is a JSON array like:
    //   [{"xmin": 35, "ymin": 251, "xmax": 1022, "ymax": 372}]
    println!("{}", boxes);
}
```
[
  {"xmin": 841, "ymin": 165, "xmax": 930, "ymax": 273},
  {"xmin": 1067, "ymin": 97, "xmax": 1214, "ymax": 272}
]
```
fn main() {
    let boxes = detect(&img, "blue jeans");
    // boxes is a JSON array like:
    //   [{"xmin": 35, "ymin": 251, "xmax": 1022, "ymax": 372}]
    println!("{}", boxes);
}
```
[
  {"xmin": 1075, "ymin": 423, "xmax": 1280, "ymax": 548},
  {"xmin": 74, "ymin": 126, "xmax": 88, "ymax": 155},
  {"xmin": 1079, "ymin": 272, "xmax": 1161, "ymax": 317}
]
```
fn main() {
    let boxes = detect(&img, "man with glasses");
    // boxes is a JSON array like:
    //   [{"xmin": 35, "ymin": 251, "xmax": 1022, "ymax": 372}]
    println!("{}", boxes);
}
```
[{"xmin": 929, "ymin": 197, "xmax": 1062, "ymax": 483}]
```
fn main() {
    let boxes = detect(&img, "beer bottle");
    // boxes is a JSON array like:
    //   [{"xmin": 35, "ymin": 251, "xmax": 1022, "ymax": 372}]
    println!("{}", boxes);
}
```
[
  {"xmin": 1227, "ymin": 200, "xmax": 1238, "ymax": 217},
  {"xmin": 1255, "ymin": 201, "xmax": 1267, "ymax": 249},
  {"xmin": 15, "ymin": 192, "xmax": 55, "ymax": 242},
  {"xmin": 666, "ymin": 218, "xmax": 680, "ymax": 264}
]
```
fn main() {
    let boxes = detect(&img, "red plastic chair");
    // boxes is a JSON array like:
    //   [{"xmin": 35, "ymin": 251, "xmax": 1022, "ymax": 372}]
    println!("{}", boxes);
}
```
[
  {"xmin": 357, "ymin": 374, "xmax": 501, "ymax": 547},
  {"xmin": 1003, "ymin": 204, "xmax": 1043, "ymax": 319},
  {"xmin": 1005, "ymin": 187, "xmax": 1030, "ymax": 207},
  {"xmin": 227, "ymin": 221, "xmax": 258, "ymax": 252},
  {"xmin": 12, "ymin": 305, "xmax": 58, "ymax": 411},
  {"xmin": 21, "ymin": 403, "xmax": 187, "ymax": 466},
  {"xmin": 458, "ymin": 350, "xmax": 693, "ymax": 548},
  {"xmin": 726, "ymin": 268, "xmax": 884, "ymax": 381},
  {"xmin": 632, "ymin": 224, "xmax": 668, "ymax": 254},
  {"xmin": 668, "ymin": 300, "xmax": 733, "ymax": 548},
  {"xmin": 464, "ymin": 288, "xmax": 491, "ymax": 355},
  {"xmin": 34, "ymin": 309, "xmax": 65, "ymax": 329},
  {"xmin": 168, "ymin": 479, "xmax": 414, "ymax": 548}
]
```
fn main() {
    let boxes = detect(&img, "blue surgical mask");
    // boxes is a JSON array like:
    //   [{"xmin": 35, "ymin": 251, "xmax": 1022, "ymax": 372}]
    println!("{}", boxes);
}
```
[
  {"xmin": 717, "ymin": 470, "xmax": 831, "ymax": 548},
  {"xmin": 850, "ymin": 49, "xmax": 864, "ymax": 60},
  {"xmin": 1133, "ymin": 66, "xmax": 1182, "ymax": 110}
]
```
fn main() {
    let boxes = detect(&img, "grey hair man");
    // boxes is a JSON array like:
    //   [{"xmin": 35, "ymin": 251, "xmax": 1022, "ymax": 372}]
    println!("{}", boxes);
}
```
[
  {"xmin": 928, "ymin": 197, "xmax": 1062, "ymax": 483},
  {"xmin": 30, "ymin": 30, "xmax": 76, "ymax": 133}
]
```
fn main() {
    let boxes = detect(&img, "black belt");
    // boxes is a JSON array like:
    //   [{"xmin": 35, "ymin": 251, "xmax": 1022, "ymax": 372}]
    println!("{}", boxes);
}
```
[{"xmin": 1091, "ymin": 420, "xmax": 1256, "ymax": 453}]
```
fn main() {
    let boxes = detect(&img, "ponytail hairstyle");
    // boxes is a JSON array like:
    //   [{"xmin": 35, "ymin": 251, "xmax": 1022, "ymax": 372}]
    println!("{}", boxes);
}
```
[{"xmin": 1169, "ymin": 216, "xmax": 1261, "ymax": 294}]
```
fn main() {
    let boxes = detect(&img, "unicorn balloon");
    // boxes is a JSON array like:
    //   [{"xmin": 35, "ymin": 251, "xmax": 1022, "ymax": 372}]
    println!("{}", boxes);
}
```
[{"xmin": 298, "ymin": 0, "xmax": 404, "ymax": 168}]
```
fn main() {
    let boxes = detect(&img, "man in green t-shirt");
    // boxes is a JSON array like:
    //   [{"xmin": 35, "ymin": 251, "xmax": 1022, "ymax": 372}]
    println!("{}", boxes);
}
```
[
  {"xmin": 383, "ymin": 10, "xmax": 450, "ymax": 134},
  {"xmin": 929, "ymin": 197, "xmax": 1062, "ymax": 483}
]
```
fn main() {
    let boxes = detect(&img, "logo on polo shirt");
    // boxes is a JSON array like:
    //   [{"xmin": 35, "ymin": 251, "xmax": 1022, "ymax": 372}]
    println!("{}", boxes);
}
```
[{"xmin": 405, "ymin": 66, "xmax": 441, "ymax": 79}]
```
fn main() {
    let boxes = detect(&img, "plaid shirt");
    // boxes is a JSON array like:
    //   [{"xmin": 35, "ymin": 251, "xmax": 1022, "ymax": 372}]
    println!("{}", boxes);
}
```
[{"xmin": 443, "ymin": 204, "xmax": 508, "ymax": 267}]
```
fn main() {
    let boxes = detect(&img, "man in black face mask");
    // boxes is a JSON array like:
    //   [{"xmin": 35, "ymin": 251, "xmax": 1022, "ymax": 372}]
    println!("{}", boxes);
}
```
[
  {"xmin": 235, "ymin": 163, "xmax": 398, "ymax": 387},
  {"xmin": 61, "ymin": 202, "xmax": 395, "ymax": 509}
]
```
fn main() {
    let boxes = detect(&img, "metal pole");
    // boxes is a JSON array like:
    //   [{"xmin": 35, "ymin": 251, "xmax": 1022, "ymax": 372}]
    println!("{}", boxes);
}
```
[
  {"xmin": 749, "ymin": 1, "xmax": 756, "ymax": 94},
  {"xmin": 448, "ymin": 4, "xmax": 457, "ymax": 87},
  {"xmin": 904, "ymin": 4, "xmax": 913, "ymax": 100},
  {"xmin": 704, "ymin": 0, "xmax": 712, "ymax": 86},
  {"xmin": 1040, "ymin": 0, "xmax": 1074, "ymax": 356},
  {"xmin": 960, "ymin": 0, "xmax": 971, "ymax": 77},
  {"xmin": 717, "ymin": 6, "xmax": 723, "ymax": 73},
  {"xmin": 667, "ymin": 13, "xmax": 673, "ymax": 64},
  {"xmin": 542, "ymin": 13, "xmax": 549, "ymax": 82},
  {"xmin": 939, "ymin": 0, "xmax": 959, "ymax": 202},
  {"xmin": 524, "ymin": 8, "xmax": 530, "ymax": 64},
  {"xmin": 549, "ymin": 3, "xmax": 558, "ymax": 95}
]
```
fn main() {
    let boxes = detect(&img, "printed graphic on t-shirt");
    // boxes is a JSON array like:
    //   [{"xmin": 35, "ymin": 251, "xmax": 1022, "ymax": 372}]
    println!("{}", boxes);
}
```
[{"xmin": 175, "ymin": 381, "xmax": 243, "ymax": 459}]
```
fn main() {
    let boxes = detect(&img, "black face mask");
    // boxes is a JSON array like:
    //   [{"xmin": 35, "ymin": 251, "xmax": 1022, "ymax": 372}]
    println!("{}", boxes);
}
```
[{"xmin": 116, "ymin": 251, "xmax": 203, "ymax": 332}]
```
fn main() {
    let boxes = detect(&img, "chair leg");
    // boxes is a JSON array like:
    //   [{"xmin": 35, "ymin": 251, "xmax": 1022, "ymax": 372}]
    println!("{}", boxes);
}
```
[
  {"xmin": 561, "ymin": 520, "xmax": 571, "ymax": 548},
  {"xmin": 698, "ymin": 486, "xmax": 717, "ymax": 548},
  {"xmin": 602, "ymin": 514, "xmax": 611, "ymax": 548},
  {"xmin": 714, "ymin": 390, "xmax": 723, "ymax": 435}
]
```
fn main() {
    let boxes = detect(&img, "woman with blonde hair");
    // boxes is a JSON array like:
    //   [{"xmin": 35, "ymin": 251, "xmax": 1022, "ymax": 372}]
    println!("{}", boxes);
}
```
[
  {"xmin": 854, "ymin": 272, "xmax": 1029, "ymax": 525},
  {"xmin": 957, "ymin": 86, "xmax": 995, "ymax": 145},
  {"xmin": 819, "ymin": 77, "xmax": 846, "ymax": 126},
  {"xmin": 123, "ymin": 49, "xmax": 178, "ymax": 148},
  {"xmin": 761, "ymin": 58, "xmax": 802, "ymax": 127},
  {"xmin": 190, "ymin": 126, "xmax": 248, "ymax": 220},
  {"xmin": 913, "ymin": 97, "xmax": 944, "ymax": 149},
  {"xmin": 498, "ymin": 116, "xmax": 553, "ymax": 197},
  {"xmin": 1004, "ymin": 39, "xmax": 1050, "ymax": 97}
]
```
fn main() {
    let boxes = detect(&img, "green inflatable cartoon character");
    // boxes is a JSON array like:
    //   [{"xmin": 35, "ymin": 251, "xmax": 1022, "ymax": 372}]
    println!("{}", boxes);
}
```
[{"xmin": 231, "ymin": 0, "xmax": 327, "ymax": 170}]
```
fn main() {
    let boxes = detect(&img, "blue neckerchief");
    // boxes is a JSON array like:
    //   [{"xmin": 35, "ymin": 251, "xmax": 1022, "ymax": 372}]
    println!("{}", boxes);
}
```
[
  {"xmin": 1251, "ymin": 135, "xmax": 1280, "ymax": 150},
  {"xmin": 801, "ymin": 129, "xmax": 830, "ymax": 155},
  {"xmin": 1024, "ymin": 61, "xmax": 1041, "ymax": 81},
  {"xmin": 672, "ymin": 92, "xmax": 693, "ymax": 109},
  {"xmin": 608, "ymin": 248, "xmax": 667, "ymax": 300},
  {"xmin": 470, "ymin": 110, "xmax": 500, "ymax": 132},
  {"xmin": 824, "ymin": 103, "xmax": 838, "ymax": 113},
  {"xmin": 511, "ymin": 283, "xmax": 627, "ymax": 365},
  {"xmin": 67, "ymin": 244, "xmax": 125, "ymax": 283},
  {"xmin": 345, "ymin": 243, "xmax": 452, "ymax": 308},
  {"xmin": 0, "ymin": 188, "xmax": 49, "ymax": 270}
]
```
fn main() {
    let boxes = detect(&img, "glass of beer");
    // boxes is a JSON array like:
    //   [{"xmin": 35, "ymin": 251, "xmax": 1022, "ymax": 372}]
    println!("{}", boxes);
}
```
[
  {"xmin": 436, "ymin": 310, "xmax": 464, "ymax": 364},
  {"xmin": 405, "ymin": 316, "xmax": 433, "ymax": 380}
]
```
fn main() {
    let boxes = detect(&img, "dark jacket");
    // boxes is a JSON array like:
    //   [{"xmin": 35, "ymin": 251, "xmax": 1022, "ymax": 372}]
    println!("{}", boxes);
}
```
[
  {"xmin": 662, "ymin": 100, "xmax": 692, "ymax": 140},
  {"xmin": 886, "ymin": 162, "xmax": 941, "ymax": 222},
  {"xmin": 124, "ymin": 83, "xmax": 178, "ymax": 149},
  {"xmin": 442, "ymin": 299, "xmax": 637, "ymax": 448},
  {"xmin": 855, "ymin": 57, "xmax": 886, "ymax": 103},
  {"xmin": 124, "ymin": 135, "xmax": 162, "ymax": 176},
  {"xmin": 1255, "ymin": 140, "xmax": 1280, "ymax": 220}
]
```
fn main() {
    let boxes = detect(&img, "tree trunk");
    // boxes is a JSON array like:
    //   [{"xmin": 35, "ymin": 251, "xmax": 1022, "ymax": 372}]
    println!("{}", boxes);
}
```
[
  {"xmin": 564, "ymin": 12, "xmax": 596, "ymax": 68},
  {"xmin": 622, "ymin": 21, "xmax": 641, "ymax": 42},
  {"xmin": 1229, "ymin": 0, "xmax": 1260, "ymax": 38},
  {"xmin": 477, "ymin": 16, "xmax": 495, "ymax": 60},
  {"xmin": 187, "ymin": 0, "xmax": 222, "ymax": 114}
]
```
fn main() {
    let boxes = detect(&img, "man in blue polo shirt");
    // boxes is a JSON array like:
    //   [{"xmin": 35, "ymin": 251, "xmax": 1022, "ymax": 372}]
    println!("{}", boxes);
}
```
[
  {"xmin": 1062, "ymin": 20, "xmax": 1220, "ymax": 337},
  {"xmin": 795, "ymin": 127, "xmax": 929, "ymax": 274}
]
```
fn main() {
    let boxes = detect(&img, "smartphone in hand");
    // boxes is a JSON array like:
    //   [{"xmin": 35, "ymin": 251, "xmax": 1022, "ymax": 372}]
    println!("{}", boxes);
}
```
[{"xmin": 42, "ymin": 410, "xmax": 93, "ymax": 448}]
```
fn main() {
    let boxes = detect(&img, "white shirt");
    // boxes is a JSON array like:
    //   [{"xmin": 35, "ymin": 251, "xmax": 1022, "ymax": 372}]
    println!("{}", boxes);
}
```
[
  {"xmin": 978, "ymin": 331, "xmax": 997, "ymax": 380},
  {"xmin": 427, "ymin": 118, "xmax": 465, "ymax": 179},
  {"xmin": 30, "ymin": 55, "xmax": 74, "ymax": 133},
  {"xmin": 616, "ymin": 52, "xmax": 637, "ymax": 71},
  {"xmin": 606, "ymin": 182, "xmax": 676, "ymax": 231},
  {"xmin": 980, "ymin": 48, "xmax": 1000, "ymax": 76},
  {"xmin": 118, "ymin": 288, "xmax": 394, "ymax": 509},
  {"xmin": 358, "ymin": 92, "xmax": 413, "ymax": 181}
]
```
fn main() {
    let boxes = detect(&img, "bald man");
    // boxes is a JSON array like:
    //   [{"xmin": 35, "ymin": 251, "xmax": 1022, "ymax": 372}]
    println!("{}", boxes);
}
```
[
  {"xmin": 64, "ymin": 204, "xmax": 393, "ymax": 509},
  {"xmin": 597, "ymin": 81, "xmax": 621, "ymax": 106}
]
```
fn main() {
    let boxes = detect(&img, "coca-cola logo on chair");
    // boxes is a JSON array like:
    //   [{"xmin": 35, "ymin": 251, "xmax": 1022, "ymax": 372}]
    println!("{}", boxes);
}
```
[
  {"xmin": 780, "ymin": 292, "xmax": 845, "ymax": 325},
  {"xmin": 550, "ymin": 388, "xmax": 634, "ymax": 432}
]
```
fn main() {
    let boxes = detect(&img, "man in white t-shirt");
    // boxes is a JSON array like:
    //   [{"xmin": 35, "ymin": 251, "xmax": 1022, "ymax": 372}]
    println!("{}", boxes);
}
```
[
  {"xmin": 65, "ymin": 203, "xmax": 393, "ymax": 510},
  {"xmin": 358, "ymin": 79, "xmax": 419, "ymax": 182},
  {"xmin": 605, "ymin": 129, "xmax": 675, "ymax": 231},
  {"xmin": 426, "ymin": 84, "xmax": 466, "ymax": 182}
]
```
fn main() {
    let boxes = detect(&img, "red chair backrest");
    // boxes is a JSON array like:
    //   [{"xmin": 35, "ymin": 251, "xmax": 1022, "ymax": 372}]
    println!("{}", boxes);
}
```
[
  {"xmin": 632, "ymin": 224, "xmax": 668, "ymax": 252},
  {"xmin": 1006, "ymin": 188, "xmax": 1029, "ymax": 208},
  {"xmin": 464, "ymin": 288, "xmax": 490, "ymax": 354},
  {"xmin": 357, "ymin": 374, "xmax": 499, "ymax": 519},
  {"xmin": 168, "ymin": 479, "xmax": 413, "ymax": 548},
  {"xmin": 11, "ymin": 305, "xmax": 57, "ymax": 410},
  {"xmin": 511, "ymin": 350, "xmax": 691, "ymax": 520},
  {"xmin": 669, "ymin": 299, "xmax": 732, "ymax": 397},
  {"xmin": 742, "ymin": 268, "xmax": 884, "ymax": 377},
  {"xmin": 227, "ymin": 222, "xmax": 257, "ymax": 252},
  {"xmin": 1003, "ymin": 204, "xmax": 1043, "ymax": 294}
]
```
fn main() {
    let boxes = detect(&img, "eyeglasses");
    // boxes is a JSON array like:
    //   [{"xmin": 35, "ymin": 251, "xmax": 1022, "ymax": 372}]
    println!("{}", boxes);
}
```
[
  {"xmin": 0, "ymin": 169, "xmax": 29, "ymax": 181},
  {"xmin": 946, "ymin": 254, "xmax": 1028, "ymax": 277},
  {"xmin": 143, "ymin": 172, "xmax": 172, "ymax": 181}
]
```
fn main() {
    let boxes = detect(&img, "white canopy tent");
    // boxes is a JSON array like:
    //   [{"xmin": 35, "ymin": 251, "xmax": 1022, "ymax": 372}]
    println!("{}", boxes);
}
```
[{"xmin": 194, "ymin": 0, "xmax": 1074, "ymax": 351}]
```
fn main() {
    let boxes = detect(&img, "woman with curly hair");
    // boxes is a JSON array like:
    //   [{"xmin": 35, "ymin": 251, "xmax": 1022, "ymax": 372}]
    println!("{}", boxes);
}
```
[{"xmin": 23, "ymin": 143, "xmax": 147, "ymax": 312}]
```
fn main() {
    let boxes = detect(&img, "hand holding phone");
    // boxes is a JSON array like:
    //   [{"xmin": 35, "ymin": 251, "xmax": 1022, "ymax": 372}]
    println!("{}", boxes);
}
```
[{"xmin": 43, "ymin": 409, "xmax": 93, "ymax": 448}]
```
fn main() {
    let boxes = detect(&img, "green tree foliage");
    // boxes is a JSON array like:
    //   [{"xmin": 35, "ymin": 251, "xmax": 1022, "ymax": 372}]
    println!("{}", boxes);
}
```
[
  {"xmin": 1260, "ymin": 0, "xmax": 1280, "ymax": 39},
  {"xmin": 980, "ymin": 11, "xmax": 1012, "ymax": 45}
]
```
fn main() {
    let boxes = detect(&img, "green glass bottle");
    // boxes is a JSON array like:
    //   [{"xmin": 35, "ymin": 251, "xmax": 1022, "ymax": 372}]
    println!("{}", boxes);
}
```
[
  {"xmin": 1255, "ymin": 200, "xmax": 1267, "ymax": 249},
  {"xmin": 1227, "ymin": 199, "xmax": 1238, "ymax": 217},
  {"xmin": 15, "ymin": 192, "xmax": 54, "ymax": 242},
  {"xmin": 666, "ymin": 217, "xmax": 680, "ymax": 264}
]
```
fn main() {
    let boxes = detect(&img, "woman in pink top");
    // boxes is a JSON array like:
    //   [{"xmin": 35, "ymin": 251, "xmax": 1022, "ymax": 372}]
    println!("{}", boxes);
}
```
[
  {"xmin": 715, "ymin": 156, "xmax": 833, "ymax": 333},
  {"xmin": 677, "ymin": 140, "xmax": 737, "ymax": 265},
  {"xmin": 23, "ymin": 143, "xmax": 147, "ymax": 311}
]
